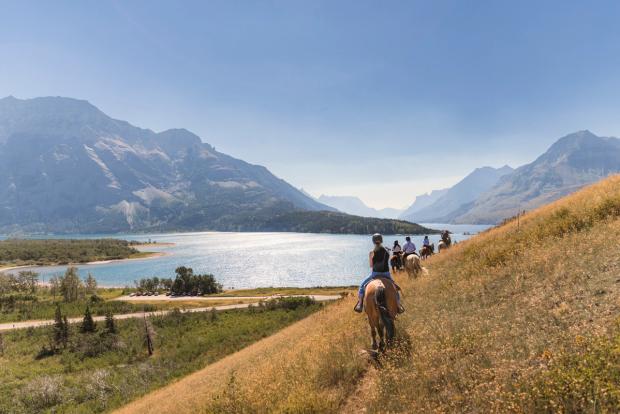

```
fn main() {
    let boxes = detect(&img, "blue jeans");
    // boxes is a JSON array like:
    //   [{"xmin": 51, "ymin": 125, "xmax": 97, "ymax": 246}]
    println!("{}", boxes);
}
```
[{"xmin": 358, "ymin": 271, "xmax": 393, "ymax": 298}]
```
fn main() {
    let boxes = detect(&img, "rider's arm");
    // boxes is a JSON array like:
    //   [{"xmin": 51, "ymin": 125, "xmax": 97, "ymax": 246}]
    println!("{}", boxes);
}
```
[{"xmin": 368, "ymin": 251, "xmax": 374, "ymax": 268}]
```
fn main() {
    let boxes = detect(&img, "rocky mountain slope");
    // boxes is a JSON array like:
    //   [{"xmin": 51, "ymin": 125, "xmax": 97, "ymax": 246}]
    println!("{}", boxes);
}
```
[
  {"xmin": 0, "ymin": 96, "xmax": 339, "ymax": 233},
  {"xmin": 455, "ymin": 130, "xmax": 620, "ymax": 223}
]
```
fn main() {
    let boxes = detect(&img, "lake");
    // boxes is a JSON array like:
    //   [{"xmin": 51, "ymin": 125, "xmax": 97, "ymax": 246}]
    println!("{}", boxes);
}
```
[{"xmin": 3, "ymin": 224, "xmax": 491, "ymax": 288}]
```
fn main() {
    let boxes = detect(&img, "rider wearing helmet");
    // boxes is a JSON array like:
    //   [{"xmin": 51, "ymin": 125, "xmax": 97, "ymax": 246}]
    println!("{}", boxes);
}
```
[{"xmin": 354, "ymin": 233, "xmax": 404, "ymax": 313}]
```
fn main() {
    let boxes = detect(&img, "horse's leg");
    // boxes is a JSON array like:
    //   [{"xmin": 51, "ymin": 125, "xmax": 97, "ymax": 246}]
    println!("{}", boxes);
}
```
[
  {"xmin": 377, "ymin": 321, "xmax": 386, "ymax": 351},
  {"xmin": 369, "ymin": 322, "xmax": 378, "ymax": 350}
]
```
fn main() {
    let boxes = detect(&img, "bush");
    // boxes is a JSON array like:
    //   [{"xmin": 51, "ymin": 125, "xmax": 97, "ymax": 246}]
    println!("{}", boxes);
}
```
[
  {"xmin": 16, "ymin": 375, "xmax": 66, "ymax": 412},
  {"xmin": 261, "ymin": 296, "xmax": 317, "ymax": 311}
]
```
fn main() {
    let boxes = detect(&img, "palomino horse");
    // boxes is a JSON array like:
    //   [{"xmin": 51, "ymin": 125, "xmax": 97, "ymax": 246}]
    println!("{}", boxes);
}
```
[
  {"xmin": 420, "ymin": 243, "xmax": 435, "ymax": 259},
  {"xmin": 364, "ymin": 278, "xmax": 399, "ymax": 351},
  {"xmin": 404, "ymin": 254, "xmax": 422, "ymax": 278}
]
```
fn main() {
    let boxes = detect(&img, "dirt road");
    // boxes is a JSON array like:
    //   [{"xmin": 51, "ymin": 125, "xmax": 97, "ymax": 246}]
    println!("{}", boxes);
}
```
[{"xmin": 0, "ymin": 294, "xmax": 341, "ymax": 332}]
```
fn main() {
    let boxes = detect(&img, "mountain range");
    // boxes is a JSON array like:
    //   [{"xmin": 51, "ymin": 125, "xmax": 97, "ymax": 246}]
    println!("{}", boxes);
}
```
[
  {"xmin": 0, "ymin": 96, "xmax": 431, "ymax": 234},
  {"xmin": 317, "ymin": 195, "xmax": 403, "ymax": 219},
  {"xmin": 399, "ymin": 130, "xmax": 620, "ymax": 224}
]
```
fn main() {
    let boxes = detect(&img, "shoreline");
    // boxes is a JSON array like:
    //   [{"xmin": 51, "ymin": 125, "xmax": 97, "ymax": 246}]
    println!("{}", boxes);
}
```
[{"xmin": 0, "ymin": 250, "xmax": 169, "ymax": 273}]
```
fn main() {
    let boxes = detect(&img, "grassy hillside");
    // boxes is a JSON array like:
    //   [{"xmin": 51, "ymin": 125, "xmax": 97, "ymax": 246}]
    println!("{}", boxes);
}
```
[{"xmin": 116, "ymin": 175, "xmax": 620, "ymax": 413}]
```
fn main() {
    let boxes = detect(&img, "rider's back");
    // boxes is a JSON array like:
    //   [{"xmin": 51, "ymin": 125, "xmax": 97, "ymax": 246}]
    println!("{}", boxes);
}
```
[{"xmin": 372, "ymin": 247, "xmax": 390, "ymax": 273}]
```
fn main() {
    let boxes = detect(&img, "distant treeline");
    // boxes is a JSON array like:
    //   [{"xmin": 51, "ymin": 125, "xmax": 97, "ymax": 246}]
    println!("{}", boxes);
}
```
[
  {"xmin": 0, "ymin": 239, "xmax": 140, "ymax": 266},
  {"xmin": 239, "ymin": 210, "xmax": 440, "ymax": 235}
]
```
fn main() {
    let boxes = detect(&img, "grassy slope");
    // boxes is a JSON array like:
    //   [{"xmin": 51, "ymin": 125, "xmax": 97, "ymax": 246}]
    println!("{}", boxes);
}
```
[{"xmin": 116, "ymin": 175, "xmax": 620, "ymax": 414}]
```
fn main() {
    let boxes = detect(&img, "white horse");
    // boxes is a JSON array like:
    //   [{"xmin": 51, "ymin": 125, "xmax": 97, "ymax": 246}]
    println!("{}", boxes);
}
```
[{"xmin": 404, "ymin": 254, "xmax": 422, "ymax": 278}]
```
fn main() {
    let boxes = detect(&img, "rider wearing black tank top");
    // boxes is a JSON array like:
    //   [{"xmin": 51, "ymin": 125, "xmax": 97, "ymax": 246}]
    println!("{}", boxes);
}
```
[{"xmin": 372, "ymin": 247, "xmax": 390, "ymax": 273}]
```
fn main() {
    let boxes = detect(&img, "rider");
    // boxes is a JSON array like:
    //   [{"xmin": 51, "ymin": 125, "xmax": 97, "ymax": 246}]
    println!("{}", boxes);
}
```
[
  {"xmin": 402, "ymin": 236, "xmax": 417, "ymax": 258},
  {"xmin": 422, "ymin": 235, "xmax": 430, "ymax": 248},
  {"xmin": 391, "ymin": 240, "xmax": 403, "ymax": 271},
  {"xmin": 441, "ymin": 230, "xmax": 451, "ymax": 245},
  {"xmin": 354, "ymin": 233, "xmax": 404, "ymax": 314}
]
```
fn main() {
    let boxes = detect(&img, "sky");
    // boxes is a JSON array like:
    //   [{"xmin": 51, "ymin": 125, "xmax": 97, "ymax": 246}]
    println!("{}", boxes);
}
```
[{"xmin": 2, "ymin": 1, "xmax": 620, "ymax": 209}]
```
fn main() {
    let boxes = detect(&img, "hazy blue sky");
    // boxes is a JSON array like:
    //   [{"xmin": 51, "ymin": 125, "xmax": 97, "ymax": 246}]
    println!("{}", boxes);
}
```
[{"xmin": 2, "ymin": 1, "xmax": 620, "ymax": 208}]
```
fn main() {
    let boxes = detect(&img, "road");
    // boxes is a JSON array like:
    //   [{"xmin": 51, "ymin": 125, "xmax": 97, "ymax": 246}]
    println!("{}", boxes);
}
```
[
  {"xmin": 114, "ymin": 294, "xmax": 341, "ymax": 302},
  {"xmin": 0, "ymin": 295, "xmax": 341, "ymax": 332}
]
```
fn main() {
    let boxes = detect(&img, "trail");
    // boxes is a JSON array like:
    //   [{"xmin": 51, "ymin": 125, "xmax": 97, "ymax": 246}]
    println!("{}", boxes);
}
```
[{"xmin": 0, "ymin": 294, "xmax": 341, "ymax": 332}]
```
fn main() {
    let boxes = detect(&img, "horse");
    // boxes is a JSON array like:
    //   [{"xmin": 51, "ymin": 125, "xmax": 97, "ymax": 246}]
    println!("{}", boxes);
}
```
[
  {"xmin": 390, "ymin": 253, "xmax": 403, "ymax": 271},
  {"xmin": 420, "ymin": 243, "xmax": 435, "ymax": 259},
  {"xmin": 364, "ymin": 278, "xmax": 399, "ymax": 351},
  {"xmin": 404, "ymin": 253, "xmax": 422, "ymax": 278},
  {"xmin": 438, "ymin": 240, "xmax": 447, "ymax": 252}
]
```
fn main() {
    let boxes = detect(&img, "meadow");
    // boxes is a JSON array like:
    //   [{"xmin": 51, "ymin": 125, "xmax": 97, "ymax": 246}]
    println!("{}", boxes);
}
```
[
  {"xmin": 0, "ymin": 297, "xmax": 322, "ymax": 414},
  {"xmin": 116, "ymin": 175, "xmax": 620, "ymax": 413},
  {"xmin": 0, "ymin": 239, "xmax": 149, "ymax": 268}
]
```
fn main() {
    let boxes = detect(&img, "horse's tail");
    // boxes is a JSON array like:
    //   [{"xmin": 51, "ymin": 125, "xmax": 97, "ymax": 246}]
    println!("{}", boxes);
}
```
[{"xmin": 375, "ymin": 285, "xmax": 395, "ymax": 341}]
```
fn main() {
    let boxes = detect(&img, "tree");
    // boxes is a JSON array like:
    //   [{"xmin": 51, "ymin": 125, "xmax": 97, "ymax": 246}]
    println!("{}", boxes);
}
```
[
  {"xmin": 17, "ymin": 271, "xmax": 39, "ymax": 294},
  {"xmin": 104, "ymin": 310, "xmax": 116, "ymax": 334},
  {"xmin": 62, "ymin": 316, "xmax": 70, "ymax": 347},
  {"xmin": 143, "ymin": 315, "xmax": 155, "ymax": 356},
  {"xmin": 60, "ymin": 267, "xmax": 83, "ymax": 302},
  {"xmin": 85, "ymin": 273, "xmax": 97, "ymax": 295},
  {"xmin": 80, "ymin": 306, "xmax": 96, "ymax": 333},
  {"xmin": 49, "ymin": 275, "xmax": 60, "ymax": 300},
  {"xmin": 52, "ymin": 305, "xmax": 65, "ymax": 350}
]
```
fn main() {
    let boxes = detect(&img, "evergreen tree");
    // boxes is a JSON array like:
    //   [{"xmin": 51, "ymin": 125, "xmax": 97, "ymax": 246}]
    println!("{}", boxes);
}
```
[
  {"xmin": 62, "ymin": 316, "xmax": 70, "ymax": 347},
  {"xmin": 104, "ymin": 310, "xmax": 117, "ymax": 334},
  {"xmin": 52, "ymin": 304, "xmax": 65, "ymax": 350},
  {"xmin": 85, "ymin": 273, "xmax": 98, "ymax": 295},
  {"xmin": 80, "ymin": 306, "xmax": 97, "ymax": 333},
  {"xmin": 60, "ymin": 267, "xmax": 83, "ymax": 302}
]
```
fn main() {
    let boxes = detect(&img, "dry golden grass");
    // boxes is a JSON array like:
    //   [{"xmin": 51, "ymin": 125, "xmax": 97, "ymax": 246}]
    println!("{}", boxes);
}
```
[
  {"xmin": 114, "ymin": 296, "xmax": 368, "ymax": 414},
  {"xmin": 116, "ymin": 175, "xmax": 620, "ymax": 413}
]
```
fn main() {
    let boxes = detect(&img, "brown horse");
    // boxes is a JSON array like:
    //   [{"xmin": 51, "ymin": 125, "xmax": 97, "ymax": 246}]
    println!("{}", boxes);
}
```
[
  {"xmin": 364, "ymin": 278, "xmax": 399, "ymax": 351},
  {"xmin": 404, "ymin": 254, "xmax": 422, "ymax": 278},
  {"xmin": 420, "ymin": 243, "xmax": 435, "ymax": 259}
]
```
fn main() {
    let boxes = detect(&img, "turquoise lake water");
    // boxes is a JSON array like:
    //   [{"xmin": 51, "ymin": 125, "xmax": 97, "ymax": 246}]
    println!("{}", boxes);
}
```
[{"xmin": 2, "ymin": 224, "xmax": 491, "ymax": 288}]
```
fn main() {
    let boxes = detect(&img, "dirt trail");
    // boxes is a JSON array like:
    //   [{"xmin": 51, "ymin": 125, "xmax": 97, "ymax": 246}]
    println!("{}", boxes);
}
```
[{"xmin": 0, "ymin": 295, "xmax": 340, "ymax": 332}]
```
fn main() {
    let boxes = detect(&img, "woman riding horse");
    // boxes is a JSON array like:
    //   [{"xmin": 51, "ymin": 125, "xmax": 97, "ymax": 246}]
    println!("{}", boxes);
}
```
[{"xmin": 354, "ymin": 233, "xmax": 404, "ymax": 314}]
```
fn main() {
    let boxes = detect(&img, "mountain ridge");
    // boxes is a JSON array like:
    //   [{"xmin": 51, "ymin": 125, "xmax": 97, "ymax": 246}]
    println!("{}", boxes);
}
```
[
  {"xmin": 455, "ymin": 130, "xmax": 620, "ymax": 223},
  {"xmin": 399, "ymin": 165, "xmax": 514, "ymax": 223},
  {"xmin": 317, "ymin": 194, "xmax": 403, "ymax": 219},
  {"xmin": 0, "ymin": 96, "xmax": 340, "ymax": 233}
]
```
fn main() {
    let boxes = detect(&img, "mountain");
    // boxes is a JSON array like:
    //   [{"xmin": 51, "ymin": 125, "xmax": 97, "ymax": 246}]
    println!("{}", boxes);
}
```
[
  {"xmin": 399, "ymin": 188, "xmax": 448, "ymax": 220},
  {"xmin": 0, "ymin": 96, "xmax": 344, "ymax": 233},
  {"xmin": 317, "ymin": 195, "xmax": 403, "ymax": 219},
  {"xmin": 455, "ymin": 130, "xmax": 620, "ymax": 224},
  {"xmin": 400, "ymin": 166, "xmax": 514, "ymax": 223}
]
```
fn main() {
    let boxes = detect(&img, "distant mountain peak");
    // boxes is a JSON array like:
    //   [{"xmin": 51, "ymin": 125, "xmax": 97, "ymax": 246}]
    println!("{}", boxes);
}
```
[{"xmin": 455, "ymin": 130, "xmax": 620, "ymax": 224}]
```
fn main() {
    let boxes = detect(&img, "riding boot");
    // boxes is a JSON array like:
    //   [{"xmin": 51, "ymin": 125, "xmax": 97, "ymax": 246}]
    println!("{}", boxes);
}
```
[{"xmin": 354, "ymin": 297, "xmax": 364, "ymax": 313}]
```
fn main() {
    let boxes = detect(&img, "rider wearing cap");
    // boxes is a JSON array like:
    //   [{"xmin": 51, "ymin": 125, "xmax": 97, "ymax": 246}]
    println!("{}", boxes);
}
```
[{"xmin": 354, "ymin": 233, "xmax": 405, "ymax": 313}]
